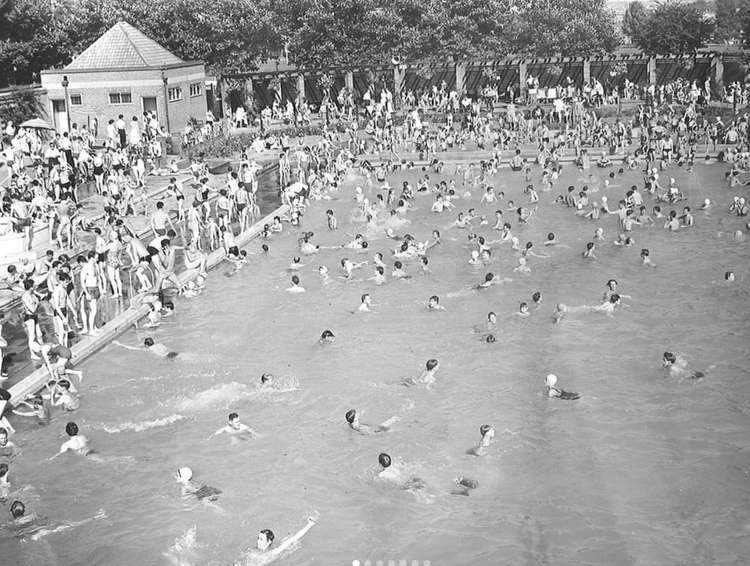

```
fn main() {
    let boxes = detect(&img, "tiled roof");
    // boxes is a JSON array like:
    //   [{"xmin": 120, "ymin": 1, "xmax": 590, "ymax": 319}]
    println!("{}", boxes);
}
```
[{"xmin": 65, "ymin": 22, "xmax": 184, "ymax": 70}]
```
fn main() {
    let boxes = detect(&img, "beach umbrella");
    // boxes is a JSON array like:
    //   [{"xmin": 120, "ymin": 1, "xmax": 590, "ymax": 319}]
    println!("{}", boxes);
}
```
[{"xmin": 19, "ymin": 118, "xmax": 55, "ymax": 130}]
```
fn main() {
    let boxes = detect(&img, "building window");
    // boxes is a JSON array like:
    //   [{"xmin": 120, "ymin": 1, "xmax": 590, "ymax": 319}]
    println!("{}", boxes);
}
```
[
  {"xmin": 70, "ymin": 94, "xmax": 82, "ymax": 105},
  {"xmin": 109, "ymin": 92, "xmax": 132, "ymax": 104},
  {"xmin": 189, "ymin": 82, "xmax": 202, "ymax": 97},
  {"xmin": 168, "ymin": 87, "xmax": 183, "ymax": 102}
]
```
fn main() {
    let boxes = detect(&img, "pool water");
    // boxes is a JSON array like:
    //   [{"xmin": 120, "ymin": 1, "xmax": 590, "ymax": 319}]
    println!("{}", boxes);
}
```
[{"xmin": 2, "ymin": 161, "xmax": 750, "ymax": 566}]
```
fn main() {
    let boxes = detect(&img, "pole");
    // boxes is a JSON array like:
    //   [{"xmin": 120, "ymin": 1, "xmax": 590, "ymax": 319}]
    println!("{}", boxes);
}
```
[{"xmin": 63, "ymin": 85, "xmax": 70, "ymax": 132}]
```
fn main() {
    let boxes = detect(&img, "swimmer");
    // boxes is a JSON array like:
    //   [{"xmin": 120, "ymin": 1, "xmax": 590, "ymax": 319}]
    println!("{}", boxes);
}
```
[
  {"xmin": 285, "ymin": 275, "xmax": 306, "ymax": 293},
  {"xmin": 356, "ymin": 293, "xmax": 372, "ymax": 313},
  {"xmin": 451, "ymin": 476, "xmax": 479, "ymax": 496},
  {"xmin": 532, "ymin": 291, "xmax": 542, "ymax": 308},
  {"xmin": 376, "ymin": 453, "xmax": 427, "ymax": 493},
  {"xmin": 419, "ymin": 256, "xmax": 430, "ymax": 275},
  {"xmin": 544, "ymin": 374, "xmax": 580, "ymax": 400},
  {"xmin": 368, "ymin": 266, "xmax": 386, "ymax": 285},
  {"xmin": 318, "ymin": 266, "xmax": 331, "ymax": 285},
  {"xmin": 403, "ymin": 358, "xmax": 439, "ymax": 388},
  {"xmin": 513, "ymin": 257, "xmax": 531, "ymax": 273},
  {"xmin": 594, "ymin": 227, "xmax": 605, "ymax": 240},
  {"xmin": 662, "ymin": 352, "xmax": 705, "ymax": 379},
  {"xmin": 391, "ymin": 261, "xmax": 411, "ymax": 279},
  {"xmin": 288, "ymin": 257, "xmax": 304, "ymax": 271},
  {"xmin": 51, "ymin": 379, "xmax": 79, "ymax": 411},
  {"xmin": 4, "ymin": 500, "xmax": 106, "ymax": 542},
  {"xmin": 113, "ymin": 338, "xmax": 179, "ymax": 359},
  {"xmin": 11, "ymin": 396, "xmax": 50, "ymax": 423},
  {"xmin": 701, "ymin": 198, "xmax": 712, "ymax": 210},
  {"xmin": 259, "ymin": 372, "xmax": 299, "ymax": 391},
  {"xmin": 724, "ymin": 271, "xmax": 735, "ymax": 283},
  {"xmin": 49, "ymin": 422, "xmax": 91, "ymax": 459},
  {"xmin": 640, "ymin": 248, "xmax": 656, "ymax": 268},
  {"xmin": 515, "ymin": 302, "xmax": 530, "ymax": 318},
  {"xmin": 552, "ymin": 303, "xmax": 567, "ymax": 324},
  {"xmin": 340, "ymin": 257, "xmax": 367, "ymax": 279},
  {"xmin": 427, "ymin": 295, "xmax": 445, "ymax": 311},
  {"xmin": 238, "ymin": 513, "xmax": 318, "ymax": 566},
  {"xmin": 582, "ymin": 242, "xmax": 597, "ymax": 259},
  {"xmin": 174, "ymin": 467, "xmax": 222, "ymax": 505},
  {"xmin": 212, "ymin": 412, "xmax": 257, "ymax": 438},
  {"xmin": 603, "ymin": 279, "xmax": 631, "ymax": 302},
  {"xmin": 319, "ymin": 330, "xmax": 335, "ymax": 344},
  {"xmin": 543, "ymin": 232, "xmax": 567, "ymax": 247},
  {"xmin": 326, "ymin": 209, "xmax": 338, "ymax": 230},
  {"xmin": 0, "ymin": 427, "xmax": 20, "ymax": 461},
  {"xmin": 469, "ymin": 424, "xmax": 495, "ymax": 456},
  {"xmin": 345, "ymin": 409, "xmax": 398, "ymax": 434}
]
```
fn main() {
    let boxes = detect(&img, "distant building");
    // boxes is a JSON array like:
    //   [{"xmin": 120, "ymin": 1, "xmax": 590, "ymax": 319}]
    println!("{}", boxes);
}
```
[{"xmin": 40, "ymin": 22, "xmax": 206, "ymax": 136}]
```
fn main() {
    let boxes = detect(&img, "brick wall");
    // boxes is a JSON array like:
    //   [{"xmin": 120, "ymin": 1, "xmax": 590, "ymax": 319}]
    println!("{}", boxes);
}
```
[{"xmin": 40, "ymin": 64, "xmax": 206, "ymax": 137}]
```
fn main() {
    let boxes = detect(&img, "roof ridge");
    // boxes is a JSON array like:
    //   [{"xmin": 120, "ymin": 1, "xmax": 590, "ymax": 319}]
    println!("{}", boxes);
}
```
[{"xmin": 118, "ymin": 22, "xmax": 149, "ymax": 67}]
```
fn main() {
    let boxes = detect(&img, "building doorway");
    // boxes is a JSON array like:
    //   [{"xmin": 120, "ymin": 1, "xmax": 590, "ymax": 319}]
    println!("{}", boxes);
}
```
[
  {"xmin": 51, "ymin": 99, "xmax": 68, "ymax": 133},
  {"xmin": 142, "ymin": 97, "xmax": 157, "ymax": 117}
]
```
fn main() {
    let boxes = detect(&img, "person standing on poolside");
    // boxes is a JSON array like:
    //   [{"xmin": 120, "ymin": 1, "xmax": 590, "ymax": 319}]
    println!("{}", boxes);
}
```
[{"xmin": 80, "ymin": 252, "xmax": 101, "ymax": 335}]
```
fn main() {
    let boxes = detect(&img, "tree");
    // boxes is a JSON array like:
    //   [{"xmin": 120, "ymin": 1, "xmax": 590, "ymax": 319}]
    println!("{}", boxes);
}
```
[
  {"xmin": 630, "ymin": 1, "xmax": 715, "ymax": 55},
  {"xmin": 622, "ymin": 1, "xmax": 647, "ymax": 43},
  {"xmin": 714, "ymin": 0, "xmax": 750, "ymax": 43},
  {"xmin": 511, "ymin": 0, "xmax": 620, "ymax": 56}
]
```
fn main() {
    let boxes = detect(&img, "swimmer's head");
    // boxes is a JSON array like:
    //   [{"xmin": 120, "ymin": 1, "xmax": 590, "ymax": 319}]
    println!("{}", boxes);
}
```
[
  {"xmin": 58, "ymin": 379, "xmax": 71, "ymax": 390},
  {"xmin": 428, "ymin": 295, "xmax": 439, "ymax": 306},
  {"xmin": 318, "ymin": 266, "xmax": 328, "ymax": 275},
  {"xmin": 291, "ymin": 275, "xmax": 300, "ymax": 285},
  {"xmin": 547, "ymin": 232, "xmax": 555, "ymax": 241},
  {"xmin": 378, "ymin": 453, "xmax": 392, "ymax": 468},
  {"xmin": 479, "ymin": 424, "xmax": 495, "ymax": 439},
  {"xmin": 144, "ymin": 337, "xmax": 155, "ymax": 347},
  {"xmin": 345, "ymin": 409, "xmax": 357, "ymax": 424},
  {"xmin": 261, "ymin": 244, "xmax": 269, "ymax": 253},
  {"xmin": 609, "ymin": 294, "xmax": 621, "ymax": 304},
  {"xmin": 65, "ymin": 422, "xmax": 78, "ymax": 437},
  {"xmin": 228, "ymin": 412, "xmax": 239, "ymax": 425},
  {"xmin": 485, "ymin": 334, "xmax": 496, "ymax": 343},
  {"xmin": 320, "ymin": 329, "xmax": 335, "ymax": 342},
  {"xmin": 260, "ymin": 373, "xmax": 274, "ymax": 384},
  {"xmin": 360, "ymin": 293, "xmax": 370, "ymax": 304},
  {"xmin": 175, "ymin": 467, "xmax": 193, "ymax": 482},
  {"xmin": 0, "ymin": 463, "xmax": 7, "ymax": 478},
  {"xmin": 10, "ymin": 501, "xmax": 25, "ymax": 518},
  {"xmin": 471, "ymin": 250, "xmax": 479, "ymax": 260},
  {"xmin": 607, "ymin": 279, "xmax": 618, "ymax": 289},
  {"xmin": 663, "ymin": 352, "xmax": 677, "ymax": 366},
  {"xmin": 532, "ymin": 291, "xmax": 541, "ymax": 304},
  {"xmin": 519, "ymin": 302, "xmax": 529, "ymax": 313},
  {"xmin": 484, "ymin": 272, "xmax": 494, "ymax": 282},
  {"xmin": 725, "ymin": 271, "xmax": 735, "ymax": 282},
  {"xmin": 487, "ymin": 311, "xmax": 496, "ymax": 322},
  {"xmin": 257, "ymin": 529, "xmax": 275, "ymax": 551},
  {"xmin": 426, "ymin": 359, "xmax": 439, "ymax": 371},
  {"xmin": 545, "ymin": 374, "xmax": 557, "ymax": 387}
]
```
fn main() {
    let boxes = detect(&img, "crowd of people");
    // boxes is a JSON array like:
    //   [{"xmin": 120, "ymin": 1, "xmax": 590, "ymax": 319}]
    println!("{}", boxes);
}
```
[{"xmin": 0, "ymin": 66, "xmax": 749, "ymax": 561}]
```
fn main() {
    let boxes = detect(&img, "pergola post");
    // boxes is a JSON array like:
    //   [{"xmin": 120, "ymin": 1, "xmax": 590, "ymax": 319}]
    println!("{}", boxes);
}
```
[
  {"xmin": 583, "ymin": 59, "xmax": 591, "ymax": 86},
  {"xmin": 345, "ymin": 71, "xmax": 354, "ymax": 92},
  {"xmin": 394, "ymin": 65, "xmax": 405, "ymax": 108},
  {"xmin": 455, "ymin": 62, "xmax": 467, "ymax": 97},
  {"xmin": 519, "ymin": 60, "xmax": 527, "ymax": 100},
  {"xmin": 297, "ymin": 73, "xmax": 305, "ymax": 104},
  {"xmin": 647, "ymin": 57, "xmax": 657, "ymax": 86},
  {"xmin": 712, "ymin": 54, "xmax": 724, "ymax": 95}
]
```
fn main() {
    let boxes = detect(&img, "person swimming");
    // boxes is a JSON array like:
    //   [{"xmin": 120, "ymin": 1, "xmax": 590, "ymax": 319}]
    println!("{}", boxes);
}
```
[
  {"xmin": 212, "ymin": 412, "xmax": 257, "ymax": 438},
  {"xmin": 402, "ymin": 359, "xmax": 439, "ymax": 388},
  {"xmin": 319, "ymin": 330, "xmax": 335, "ymax": 344},
  {"xmin": 427, "ymin": 295, "xmax": 445, "ymax": 311},
  {"xmin": 376, "ymin": 453, "xmax": 426, "ymax": 492},
  {"xmin": 259, "ymin": 373, "xmax": 299, "ymax": 391},
  {"xmin": 544, "ymin": 374, "xmax": 580, "ymax": 400},
  {"xmin": 174, "ymin": 466, "xmax": 222, "ymax": 504},
  {"xmin": 345, "ymin": 409, "xmax": 398, "ymax": 434},
  {"xmin": 662, "ymin": 352, "xmax": 705, "ymax": 379},
  {"xmin": 237, "ymin": 513, "xmax": 318, "ymax": 566},
  {"xmin": 469, "ymin": 424, "xmax": 495, "ymax": 456},
  {"xmin": 50, "ymin": 421, "xmax": 91, "ymax": 459},
  {"xmin": 113, "ymin": 338, "xmax": 178, "ymax": 359}
]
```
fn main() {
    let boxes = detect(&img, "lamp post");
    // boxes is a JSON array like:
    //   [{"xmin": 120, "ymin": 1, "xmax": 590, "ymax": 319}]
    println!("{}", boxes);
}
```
[{"xmin": 61, "ymin": 75, "xmax": 70, "ymax": 132}]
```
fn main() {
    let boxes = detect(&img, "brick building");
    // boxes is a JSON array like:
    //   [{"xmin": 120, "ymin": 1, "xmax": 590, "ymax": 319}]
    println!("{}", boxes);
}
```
[{"xmin": 40, "ymin": 22, "xmax": 206, "ymax": 137}]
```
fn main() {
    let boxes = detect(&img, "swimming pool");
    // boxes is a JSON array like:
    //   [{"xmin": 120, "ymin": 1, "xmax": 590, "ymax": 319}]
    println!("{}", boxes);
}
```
[{"xmin": 2, "ymin": 161, "xmax": 749, "ymax": 566}]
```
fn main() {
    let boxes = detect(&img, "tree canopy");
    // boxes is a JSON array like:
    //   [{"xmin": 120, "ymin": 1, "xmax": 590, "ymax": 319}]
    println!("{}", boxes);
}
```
[
  {"xmin": 0, "ymin": 0, "xmax": 626, "ymax": 84},
  {"xmin": 628, "ymin": 1, "xmax": 716, "ymax": 55}
]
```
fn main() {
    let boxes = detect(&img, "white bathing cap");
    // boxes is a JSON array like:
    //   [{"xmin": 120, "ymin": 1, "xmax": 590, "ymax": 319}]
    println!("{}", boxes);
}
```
[
  {"xmin": 545, "ymin": 374, "xmax": 558, "ymax": 386},
  {"xmin": 176, "ymin": 467, "xmax": 193, "ymax": 481}
]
